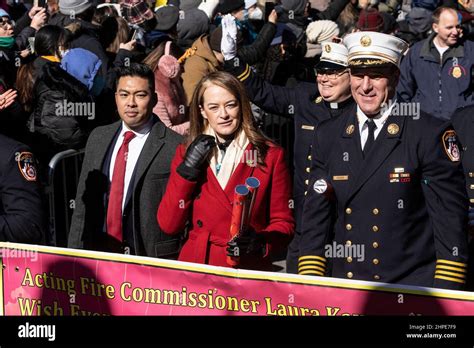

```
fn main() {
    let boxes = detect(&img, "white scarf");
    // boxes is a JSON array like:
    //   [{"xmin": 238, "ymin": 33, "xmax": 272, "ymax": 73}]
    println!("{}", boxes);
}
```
[{"xmin": 204, "ymin": 126, "xmax": 249, "ymax": 190}]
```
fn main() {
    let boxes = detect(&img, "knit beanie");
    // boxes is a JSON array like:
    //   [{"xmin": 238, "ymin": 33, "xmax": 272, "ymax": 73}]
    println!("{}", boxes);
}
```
[
  {"xmin": 59, "ymin": 0, "xmax": 92, "ymax": 15},
  {"xmin": 306, "ymin": 20, "xmax": 339, "ymax": 44}
]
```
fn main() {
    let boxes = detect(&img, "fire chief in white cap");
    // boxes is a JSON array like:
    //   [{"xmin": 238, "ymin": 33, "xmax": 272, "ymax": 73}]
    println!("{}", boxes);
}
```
[{"xmin": 298, "ymin": 31, "xmax": 469, "ymax": 291}]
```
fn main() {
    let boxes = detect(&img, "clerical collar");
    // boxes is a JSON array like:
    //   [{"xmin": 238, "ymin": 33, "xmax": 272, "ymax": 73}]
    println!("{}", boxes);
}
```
[{"xmin": 323, "ymin": 96, "xmax": 353, "ymax": 110}]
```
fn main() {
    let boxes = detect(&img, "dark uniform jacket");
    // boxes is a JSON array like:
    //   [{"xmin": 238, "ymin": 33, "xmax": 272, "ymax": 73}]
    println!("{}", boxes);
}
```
[
  {"xmin": 68, "ymin": 117, "xmax": 183, "ymax": 258},
  {"xmin": 452, "ymin": 105, "xmax": 474, "ymax": 208},
  {"xmin": 0, "ymin": 134, "xmax": 44, "ymax": 243},
  {"xmin": 299, "ymin": 104, "xmax": 469, "ymax": 290},
  {"xmin": 225, "ymin": 58, "xmax": 355, "ymax": 273},
  {"xmin": 452, "ymin": 104, "xmax": 474, "ymax": 289}
]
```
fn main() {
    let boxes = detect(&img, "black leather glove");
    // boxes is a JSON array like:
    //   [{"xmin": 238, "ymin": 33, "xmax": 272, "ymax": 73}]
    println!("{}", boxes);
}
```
[
  {"xmin": 227, "ymin": 229, "xmax": 266, "ymax": 257},
  {"xmin": 177, "ymin": 134, "xmax": 216, "ymax": 181}
]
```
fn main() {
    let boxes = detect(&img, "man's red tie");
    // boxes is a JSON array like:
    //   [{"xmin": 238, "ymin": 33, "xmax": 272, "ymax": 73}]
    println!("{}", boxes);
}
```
[{"xmin": 107, "ymin": 131, "xmax": 136, "ymax": 242}]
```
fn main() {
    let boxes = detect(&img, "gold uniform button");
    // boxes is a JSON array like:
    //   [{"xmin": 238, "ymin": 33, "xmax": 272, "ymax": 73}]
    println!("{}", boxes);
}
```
[
  {"xmin": 307, "ymin": 155, "xmax": 312, "ymax": 161},
  {"xmin": 305, "ymin": 179, "xmax": 309, "ymax": 185},
  {"xmin": 372, "ymin": 242, "xmax": 379, "ymax": 249},
  {"xmin": 346, "ymin": 208, "xmax": 352, "ymax": 214},
  {"xmin": 373, "ymin": 259, "xmax": 379, "ymax": 265},
  {"xmin": 470, "ymin": 172, "xmax": 474, "ymax": 178},
  {"xmin": 346, "ymin": 224, "xmax": 352, "ymax": 231},
  {"xmin": 372, "ymin": 226, "xmax": 379, "ymax": 232},
  {"xmin": 304, "ymin": 191, "xmax": 307, "ymax": 196},
  {"xmin": 372, "ymin": 208, "xmax": 379, "ymax": 215},
  {"xmin": 347, "ymin": 257, "xmax": 353, "ymax": 263},
  {"xmin": 306, "ymin": 167, "xmax": 310, "ymax": 173},
  {"xmin": 346, "ymin": 240, "xmax": 352, "ymax": 246},
  {"xmin": 470, "ymin": 184, "xmax": 474, "ymax": 190},
  {"xmin": 347, "ymin": 272, "xmax": 353, "ymax": 279},
  {"xmin": 374, "ymin": 275, "xmax": 380, "ymax": 280}
]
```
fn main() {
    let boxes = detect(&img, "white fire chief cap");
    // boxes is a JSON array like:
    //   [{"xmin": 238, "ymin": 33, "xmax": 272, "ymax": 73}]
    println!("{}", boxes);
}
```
[{"xmin": 343, "ymin": 31, "xmax": 408, "ymax": 68}]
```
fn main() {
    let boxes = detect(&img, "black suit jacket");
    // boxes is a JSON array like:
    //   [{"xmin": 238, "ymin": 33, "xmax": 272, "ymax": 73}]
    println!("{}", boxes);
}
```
[{"xmin": 68, "ymin": 116, "xmax": 183, "ymax": 258}]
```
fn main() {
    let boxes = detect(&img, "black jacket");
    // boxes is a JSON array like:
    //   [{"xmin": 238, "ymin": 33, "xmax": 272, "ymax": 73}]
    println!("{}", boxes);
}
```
[
  {"xmin": 29, "ymin": 57, "xmax": 92, "ymax": 165},
  {"xmin": 452, "ymin": 105, "xmax": 474, "ymax": 208},
  {"xmin": 452, "ymin": 104, "xmax": 474, "ymax": 290},
  {"xmin": 238, "ymin": 22, "xmax": 276, "ymax": 66},
  {"xmin": 0, "ymin": 134, "xmax": 44, "ymax": 244}
]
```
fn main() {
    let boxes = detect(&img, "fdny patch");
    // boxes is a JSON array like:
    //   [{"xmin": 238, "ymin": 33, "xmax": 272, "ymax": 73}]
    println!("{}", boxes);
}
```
[
  {"xmin": 442, "ymin": 130, "xmax": 461, "ymax": 162},
  {"xmin": 17, "ymin": 152, "xmax": 37, "ymax": 182},
  {"xmin": 449, "ymin": 65, "xmax": 466, "ymax": 79}
]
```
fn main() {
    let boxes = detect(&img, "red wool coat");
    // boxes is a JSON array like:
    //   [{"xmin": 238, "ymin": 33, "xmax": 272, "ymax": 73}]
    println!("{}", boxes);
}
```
[{"xmin": 157, "ymin": 143, "xmax": 295, "ymax": 270}]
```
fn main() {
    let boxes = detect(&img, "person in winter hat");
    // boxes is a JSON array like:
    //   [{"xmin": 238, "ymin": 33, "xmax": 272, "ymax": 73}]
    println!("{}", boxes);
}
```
[
  {"xmin": 143, "ymin": 40, "xmax": 189, "ymax": 135},
  {"xmin": 177, "ymin": 7, "xmax": 210, "ymax": 49},
  {"xmin": 305, "ymin": 20, "xmax": 339, "ymax": 57}
]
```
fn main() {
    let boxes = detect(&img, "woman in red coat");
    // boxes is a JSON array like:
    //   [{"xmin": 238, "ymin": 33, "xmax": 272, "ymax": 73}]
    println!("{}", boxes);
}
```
[{"xmin": 157, "ymin": 71, "xmax": 294, "ymax": 270}]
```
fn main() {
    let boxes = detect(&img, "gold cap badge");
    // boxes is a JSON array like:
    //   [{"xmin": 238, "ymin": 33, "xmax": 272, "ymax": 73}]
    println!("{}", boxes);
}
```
[
  {"xmin": 360, "ymin": 35, "xmax": 372, "ymax": 47},
  {"xmin": 324, "ymin": 44, "xmax": 331, "ymax": 53}
]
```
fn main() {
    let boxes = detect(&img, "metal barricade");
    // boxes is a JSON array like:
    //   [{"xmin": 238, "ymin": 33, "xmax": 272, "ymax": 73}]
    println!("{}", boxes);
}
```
[{"xmin": 46, "ymin": 149, "xmax": 85, "ymax": 247}]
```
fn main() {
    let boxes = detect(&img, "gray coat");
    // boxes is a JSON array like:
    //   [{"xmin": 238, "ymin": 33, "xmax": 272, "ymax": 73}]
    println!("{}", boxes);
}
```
[{"xmin": 68, "ymin": 117, "xmax": 183, "ymax": 258}]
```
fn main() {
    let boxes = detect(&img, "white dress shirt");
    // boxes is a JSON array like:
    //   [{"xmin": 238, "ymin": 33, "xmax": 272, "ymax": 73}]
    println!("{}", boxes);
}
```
[
  {"xmin": 109, "ymin": 118, "xmax": 153, "ymax": 210},
  {"xmin": 357, "ymin": 100, "xmax": 396, "ymax": 150}
]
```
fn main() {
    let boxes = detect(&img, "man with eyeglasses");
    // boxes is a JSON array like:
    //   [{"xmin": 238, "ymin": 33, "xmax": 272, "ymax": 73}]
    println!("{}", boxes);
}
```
[
  {"xmin": 298, "ymin": 31, "xmax": 469, "ymax": 290},
  {"xmin": 223, "ymin": 31, "xmax": 354, "ymax": 273}
]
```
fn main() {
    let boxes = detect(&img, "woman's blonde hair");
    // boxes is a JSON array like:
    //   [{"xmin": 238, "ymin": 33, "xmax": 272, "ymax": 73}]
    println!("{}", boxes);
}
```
[{"xmin": 188, "ymin": 71, "xmax": 271, "ymax": 164}]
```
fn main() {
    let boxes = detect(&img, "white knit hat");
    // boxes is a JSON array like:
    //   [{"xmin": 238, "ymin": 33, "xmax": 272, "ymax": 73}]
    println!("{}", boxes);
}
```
[
  {"xmin": 306, "ymin": 20, "xmax": 340, "ymax": 44},
  {"xmin": 245, "ymin": 0, "xmax": 257, "ymax": 8}
]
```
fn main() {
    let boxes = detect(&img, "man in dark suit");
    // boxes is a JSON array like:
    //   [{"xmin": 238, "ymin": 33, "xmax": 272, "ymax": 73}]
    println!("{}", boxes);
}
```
[
  {"xmin": 298, "ymin": 32, "xmax": 469, "ymax": 290},
  {"xmin": 68, "ymin": 63, "xmax": 183, "ymax": 258}
]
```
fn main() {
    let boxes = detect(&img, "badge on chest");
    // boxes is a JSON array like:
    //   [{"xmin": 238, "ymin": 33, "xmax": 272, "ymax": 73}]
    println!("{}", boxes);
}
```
[{"xmin": 389, "ymin": 167, "xmax": 411, "ymax": 183}]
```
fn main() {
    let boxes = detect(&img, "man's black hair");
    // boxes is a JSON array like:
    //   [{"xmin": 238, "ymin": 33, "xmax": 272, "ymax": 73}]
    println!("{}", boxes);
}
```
[{"xmin": 115, "ymin": 63, "xmax": 155, "ymax": 93}]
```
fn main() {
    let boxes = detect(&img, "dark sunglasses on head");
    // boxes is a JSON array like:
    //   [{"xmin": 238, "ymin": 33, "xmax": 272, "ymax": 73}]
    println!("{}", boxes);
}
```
[{"xmin": 0, "ymin": 17, "xmax": 14, "ymax": 27}]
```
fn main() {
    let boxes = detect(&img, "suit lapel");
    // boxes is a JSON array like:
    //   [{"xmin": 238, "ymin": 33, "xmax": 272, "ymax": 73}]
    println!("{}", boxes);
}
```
[
  {"xmin": 339, "ymin": 111, "xmax": 363, "ymax": 179},
  {"xmin": 99, "ymin": 121, "xmax": 122, "ymax": 175},
  {"xmin": 129, "ymin": 118, "xmax": 166, "ymax": 197},
  {"xmin": 345, "ymin": 114, "xmax": 405, "ymax": 204},
  {"xmin": 206, "ymin": 166, "xmax": 234, "ymax": 215}
]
